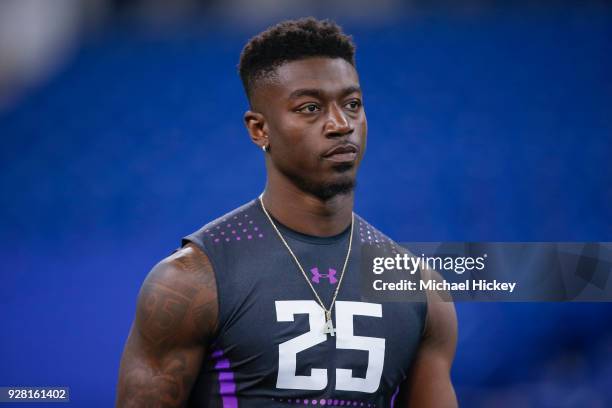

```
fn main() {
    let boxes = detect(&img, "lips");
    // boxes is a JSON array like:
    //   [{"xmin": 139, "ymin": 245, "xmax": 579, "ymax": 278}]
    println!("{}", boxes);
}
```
[{"xmin": 322, "ymin": 143, "xmax": 359, "ymax": 163}]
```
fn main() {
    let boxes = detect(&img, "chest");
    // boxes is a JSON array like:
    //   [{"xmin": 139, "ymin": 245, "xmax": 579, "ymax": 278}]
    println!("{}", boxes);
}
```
[
  {"xmin": 215, "ymin": 281, "xmax": 424, "ymax": 399},
  {"xmin": 210, "ymin": 236, "xmax": 425, "ymax": 400}
]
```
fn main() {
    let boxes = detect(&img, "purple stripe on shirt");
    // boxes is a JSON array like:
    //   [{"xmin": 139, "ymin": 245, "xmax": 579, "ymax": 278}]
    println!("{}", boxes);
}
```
[
  {"xmin": 390, "ymin": 384, "xmax": 400, "ymax": 408},
  {"xmin": 211, "ymin": 349, "xmax": 238, "ymax": 408}
]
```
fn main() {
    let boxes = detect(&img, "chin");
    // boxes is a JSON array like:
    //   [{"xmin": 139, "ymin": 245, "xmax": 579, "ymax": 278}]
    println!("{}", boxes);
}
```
[
  {"xmin": 315, "ymin": 174, "xmax": 356, "ymax": 200},
  {"xmin": 298, "ymin": 174, "xmax": 356, "ymax": 201},
  {"xmin": 330, "ymin": 162, "xmax": 355, "ymax": 173},
  {"xmin": 283, "ymin": 165, "xmax": 357, "ymax": 200}
]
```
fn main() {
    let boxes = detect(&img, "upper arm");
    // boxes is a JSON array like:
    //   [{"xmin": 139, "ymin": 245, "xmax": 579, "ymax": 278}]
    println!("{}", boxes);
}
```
[
  {"xmin": 397, "ymin": 269, "xmax": 458, "ymax": 408},
  {"xmin": 116, "ymin": 243, "xmax": 218, "ymax": 407}
]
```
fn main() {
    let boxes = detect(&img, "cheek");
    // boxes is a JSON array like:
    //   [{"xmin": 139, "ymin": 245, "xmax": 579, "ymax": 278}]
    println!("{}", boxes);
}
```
[
  {"xmin": 359, "ymin": 111, "xmax": 368, "ymax": 133},
  {"xmin": 358, "ymin": 115, "xmax": 368, "ymax": 143},
  {"xmin": 357, "ymin": 116, "xmax": 367, "ymax": 154},
  {"xmin": 272, "ymin": 120, "xmax": 320, "ymax": 156},
  {"xmin": 360, "ymin": 118, "xmax": 368, "ymax": 141}
]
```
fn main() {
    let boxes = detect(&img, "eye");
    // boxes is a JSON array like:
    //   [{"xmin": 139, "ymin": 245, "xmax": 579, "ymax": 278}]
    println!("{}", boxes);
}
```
[
  {"xmin": 345, "ymin": 99, "xmax": 362, "ymax": 111},
  {"xmin": 297, "ymin": 103, "xmax": 321, "ymax": 113}
]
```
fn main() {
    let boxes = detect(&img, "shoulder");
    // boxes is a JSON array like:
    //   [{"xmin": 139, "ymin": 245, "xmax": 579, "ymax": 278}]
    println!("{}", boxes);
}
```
[
  {"xmin": 136, "ymin": 243, "xmax": 218, "ymax": 346},
  {"xmin": 148, "ymin": 243, "xmax": 216, "ymax": 291},
  {"xmin": 355, "ymin": 214, "xmax": 454, "ymax": 335},
  {"xmin": 183, "ymin": 199, "xmax": 261, "ymax": 250},
  {"xmin": 354, "ymin": 214, "xmax": 403, "ymax": 252}
]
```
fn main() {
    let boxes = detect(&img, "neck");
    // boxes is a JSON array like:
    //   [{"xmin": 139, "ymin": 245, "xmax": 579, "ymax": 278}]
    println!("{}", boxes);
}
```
[{"xmin": 260, "ymin": 177, "xmax": 354, "ymax": 237}]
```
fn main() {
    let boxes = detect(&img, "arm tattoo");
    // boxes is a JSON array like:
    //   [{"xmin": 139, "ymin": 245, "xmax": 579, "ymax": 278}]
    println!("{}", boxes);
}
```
[
  {"xmin": 137, "ymin": 279, "xmax": 196, "ymax": 347},
  {"xmin": 116, "ymin": 245, "xmax": 217, "ymax": 407}
]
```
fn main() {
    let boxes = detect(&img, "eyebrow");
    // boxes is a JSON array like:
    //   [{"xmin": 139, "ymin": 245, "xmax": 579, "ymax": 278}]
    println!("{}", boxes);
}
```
[{"xmin": 288, "ymin": 86, "xmax": 362, "ymax": 100}]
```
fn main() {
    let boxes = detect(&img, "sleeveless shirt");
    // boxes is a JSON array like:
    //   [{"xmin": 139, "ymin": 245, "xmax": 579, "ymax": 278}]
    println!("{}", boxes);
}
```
[{"xmin": 182, "ymin": 199, "xmax": 426, "ymax": 408}]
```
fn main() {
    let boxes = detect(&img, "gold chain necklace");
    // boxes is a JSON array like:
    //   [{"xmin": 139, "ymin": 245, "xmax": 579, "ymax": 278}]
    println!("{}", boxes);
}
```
[{"xmin": 259, "ymin": 194, "xmax": 354, "ymax": 336}]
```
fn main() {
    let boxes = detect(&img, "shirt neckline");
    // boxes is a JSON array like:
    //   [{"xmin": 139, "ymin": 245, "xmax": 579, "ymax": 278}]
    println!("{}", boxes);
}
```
[
  {"xmin": 254, "ymin": 200, "xmax": 352, "ymax": 245},
  {"xmin": 275, "ymin": 216, "xmax": 352, "ymax": 245}
]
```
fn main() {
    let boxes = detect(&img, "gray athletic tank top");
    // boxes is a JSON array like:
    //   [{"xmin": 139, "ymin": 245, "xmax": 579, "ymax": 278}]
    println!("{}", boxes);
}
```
[{"xmin": 182, "ymin": 199, "xmax": 426, "ymax": 407}]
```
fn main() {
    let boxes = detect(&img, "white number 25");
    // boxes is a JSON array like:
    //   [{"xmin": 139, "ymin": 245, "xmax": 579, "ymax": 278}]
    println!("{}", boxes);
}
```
[{"xmin": 275, "ymin": 300, "xmax": 385, "ymax": 393}]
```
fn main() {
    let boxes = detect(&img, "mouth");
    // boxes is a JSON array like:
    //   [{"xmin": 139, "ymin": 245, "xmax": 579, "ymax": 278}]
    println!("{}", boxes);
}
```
[{"xmin": 322, "ymin": 143, "xmax": 359, "ymax": 163}]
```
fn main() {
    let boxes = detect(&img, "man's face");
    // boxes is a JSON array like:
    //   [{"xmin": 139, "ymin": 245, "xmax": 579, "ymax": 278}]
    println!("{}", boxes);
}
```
[{"xmin": 251, "ymin": 57, "xmax": 367, "ymax": 200}]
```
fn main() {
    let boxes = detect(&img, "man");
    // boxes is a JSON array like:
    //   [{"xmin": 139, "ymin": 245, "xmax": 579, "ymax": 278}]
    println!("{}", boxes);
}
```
[{"xmin": 116, "ymin": 18, "xmax": 457, "ymax": 407}]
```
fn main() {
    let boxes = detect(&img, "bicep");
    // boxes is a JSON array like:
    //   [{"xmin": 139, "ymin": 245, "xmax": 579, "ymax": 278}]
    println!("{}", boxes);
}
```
[
  {"xmin": 116, "ymin": 245, "xmax": 218, "ymax": 407},
  {"xmin": 116, "ymin": 323, "xmax": 205, "ymax": 407}
]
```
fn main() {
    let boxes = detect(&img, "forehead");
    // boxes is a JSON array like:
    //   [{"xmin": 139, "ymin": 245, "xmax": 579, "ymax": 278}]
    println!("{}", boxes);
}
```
[{"xmin": 264, "ymin": 57, "xmax": 360, "ymax": 99}]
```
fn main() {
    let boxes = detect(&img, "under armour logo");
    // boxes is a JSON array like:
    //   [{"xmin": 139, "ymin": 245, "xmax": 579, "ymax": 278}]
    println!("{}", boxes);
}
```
[{"xmin": 310, "ymin": 267, "xmax": 338, "ymax": 284}]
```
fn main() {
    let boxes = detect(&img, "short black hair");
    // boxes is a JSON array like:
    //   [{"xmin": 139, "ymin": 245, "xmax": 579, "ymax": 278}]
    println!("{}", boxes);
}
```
[{"xmin": 238, "ymin": 17, "xmax": 356, "ymax": 103}]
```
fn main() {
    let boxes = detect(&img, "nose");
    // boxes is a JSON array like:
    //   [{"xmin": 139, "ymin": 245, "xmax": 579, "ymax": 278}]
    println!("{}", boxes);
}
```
[{"xmin": 324, "ymin": 103, "xmax": 353, "ymax": 138}]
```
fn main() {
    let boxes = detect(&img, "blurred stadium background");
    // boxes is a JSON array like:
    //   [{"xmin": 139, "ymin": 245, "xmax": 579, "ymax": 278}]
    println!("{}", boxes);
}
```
[{"xmin": 1, "ymin": 0, "xmax": 611, "ymax": 406}]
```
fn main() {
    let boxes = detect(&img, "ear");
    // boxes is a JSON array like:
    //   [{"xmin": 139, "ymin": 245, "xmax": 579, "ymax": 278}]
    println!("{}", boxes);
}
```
[{"xmin": 244, "ymin": 110, "xmax": 268, "ymax": 150}]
